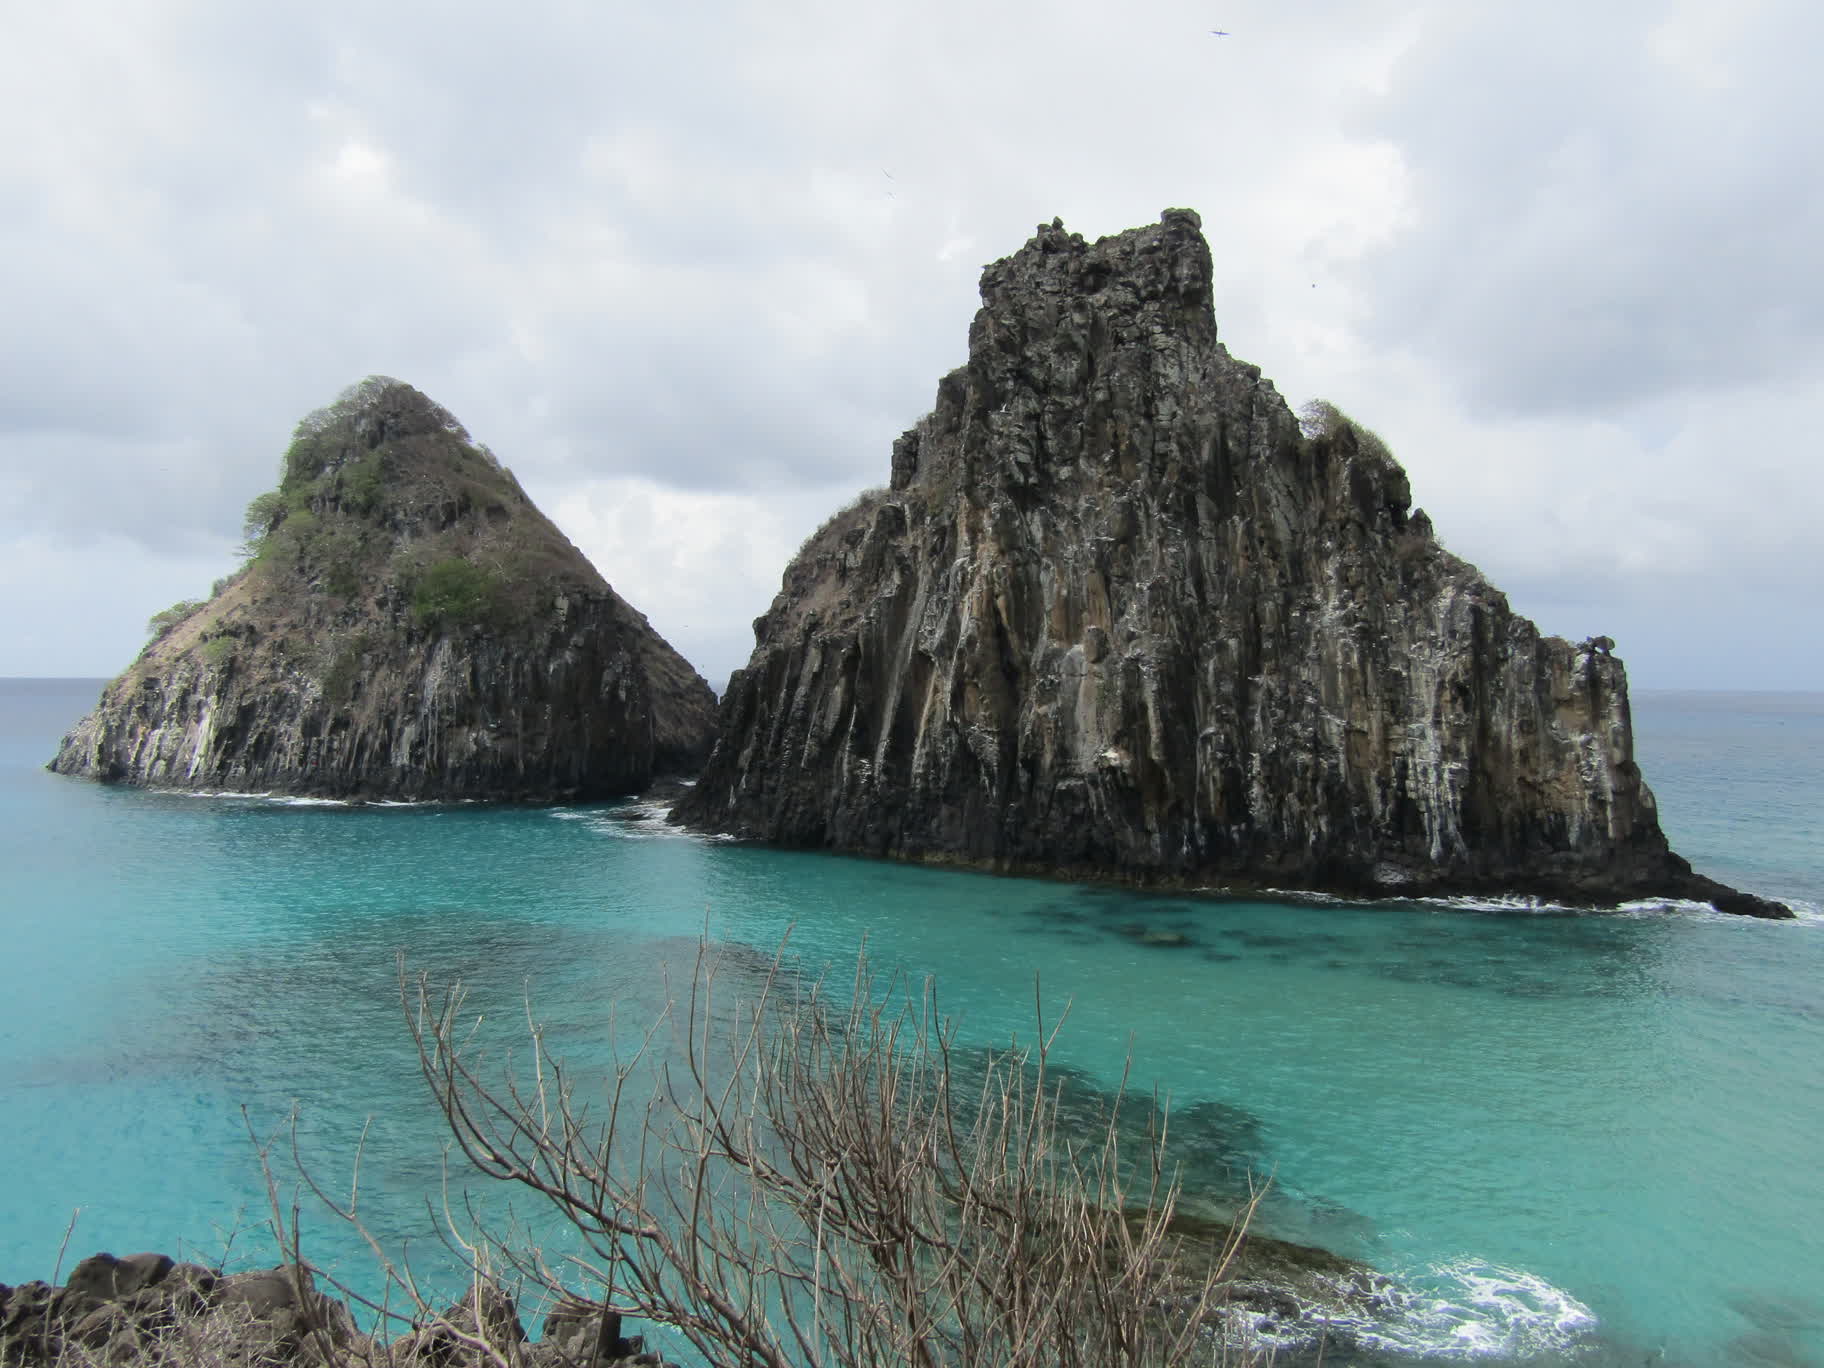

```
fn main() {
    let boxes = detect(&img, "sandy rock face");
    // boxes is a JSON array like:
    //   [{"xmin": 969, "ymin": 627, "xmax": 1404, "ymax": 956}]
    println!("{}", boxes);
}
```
[
  {"xmin": 51, "ymin": 379, "xmax": 717, "ymax": 802},
  {"xmin": 676, "ymin": 211, "xmax": 1787, "ymax": 917}
]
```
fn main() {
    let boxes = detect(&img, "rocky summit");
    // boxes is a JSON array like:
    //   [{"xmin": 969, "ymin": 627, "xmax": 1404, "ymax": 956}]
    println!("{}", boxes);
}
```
[
  {"xmin": 51, "ymin": 378, "xmax": 717, "ymax": 802},
  {"xmin": 675, "ymin": 211, "xmax": 1789, "ymax": 918}
]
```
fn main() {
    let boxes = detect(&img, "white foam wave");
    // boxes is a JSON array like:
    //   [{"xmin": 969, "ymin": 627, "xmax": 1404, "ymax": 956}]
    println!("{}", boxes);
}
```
[
  {"xmin": 163, "ymin": 788, "xmax": 443, "ymax": 809},
  {"xmin": 571, "ymin": 802, "xmax": 698, "ymax": 841},
  {"xmin": 1254, "ymin": 886, "xmax": 1582, "ymax": 915},
  {"xmin": 1362, "ymin": 1258, "xmax": 1596, "ymax": 1360},
  {"xmin": 1392, "ymin": 889, "xmax": 1812, "ymax": 922},
  {"xmin": 1424, "ymin": 1258, "xmax": 1595, "ymax": 1356},
  {"xmin": 1237, "ymin": 883, "xmax": 1814, "ymax": 923},
  {"xmin": 1410, "ymin": 894, "xmax": 1578, "ymax": 914},
  {"xmin": 1614, "ymin": 897, "xmax": 1716, "ymax": 915},
  {"xmin": 1250, "ymin": 886, "xmax": 1350, "ymax": 905},
  {"xmin": 167, "ymin": 788, "xmax": 351, "ymax": 806},
  {"xmin": 1223, "ymin": 1256, "xmax": 1595, "ymax": 1363},
  {"xmin": 1613, "ymin": 894, "xmax": 1822, "ymax": 925}
]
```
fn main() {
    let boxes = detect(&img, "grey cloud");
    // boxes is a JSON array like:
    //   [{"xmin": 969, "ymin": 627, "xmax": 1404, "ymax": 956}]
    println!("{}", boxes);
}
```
[
  {"xmin": 0, "ymin": 433, "xmax": 252, "ymax": 559},
  {"xmin": 1357, "ymin": 2, "xmax": 1824, "ymax": 416},
  {"xmin": 5, "ymin": 0, "xmax": 1818, "ymax": 688},
  {"xmin": 515, "ymin": 260, "xmax": 971, "ymax": 491}
]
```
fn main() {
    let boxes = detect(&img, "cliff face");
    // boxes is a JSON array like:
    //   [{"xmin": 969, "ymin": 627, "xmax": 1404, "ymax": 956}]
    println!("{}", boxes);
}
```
[
  {"xmin": 675, "ymin": 212, "xmax": 1788, "ymax": 917},
  {"xmin": 52, "ymin": 379, "xmax": 717, "ymax": 802}
]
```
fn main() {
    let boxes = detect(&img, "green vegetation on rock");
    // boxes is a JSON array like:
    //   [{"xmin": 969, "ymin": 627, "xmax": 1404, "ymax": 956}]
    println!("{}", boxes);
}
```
[
  {"xmin": 146, "ymin": 599, "xmax": 205, "ymax": 639},
  {"xmin": 241, "ymin": 489, "xmax": 288, "ymax": 545},
  {"xmin": 230, "ymin": 377, "xmax": 534, "ymax": 617},
  {"xmin": 337, "ymin": 451, "xmax": 385, "ymax": 515},
  {"xmin": 408, "ymin": 556, "xmax": 505, "ymax": 630},
  {"xmin": 1297, "ymin": 397, "xmax": 1395, "ymax": 466}
]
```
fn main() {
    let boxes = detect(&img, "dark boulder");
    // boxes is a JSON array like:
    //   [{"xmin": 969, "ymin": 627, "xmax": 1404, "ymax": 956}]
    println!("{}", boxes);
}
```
[{"xmin": 63, "ymin": 1252, "xmax": 174, "ymax": 1302}]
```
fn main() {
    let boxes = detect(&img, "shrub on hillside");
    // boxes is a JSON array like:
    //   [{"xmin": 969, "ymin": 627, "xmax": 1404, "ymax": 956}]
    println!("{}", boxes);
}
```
[
  {"xmin": 146, "ymin": 600, "xmax": 205, "ymax": 639},
  {"xmin": 409, "ymin": 557, "xmax": 504, "ymax": 631},
  {"xmin": 1297, "ymin": 398, "xmax": 1395, "ymax": 466}
]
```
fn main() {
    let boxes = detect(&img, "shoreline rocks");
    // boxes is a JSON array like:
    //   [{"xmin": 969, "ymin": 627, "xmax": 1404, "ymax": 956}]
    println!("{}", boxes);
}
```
[
  {"xmin": 0, "ymin": 1251, "xmax": 662, "ymax": 1367},
  {"xmin": 0, "ymin": 1234, "xmax": 1394, "ymax": 1368}
]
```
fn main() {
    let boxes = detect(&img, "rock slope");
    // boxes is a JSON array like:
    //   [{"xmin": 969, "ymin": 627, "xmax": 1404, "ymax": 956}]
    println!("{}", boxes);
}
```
[
  {"xmin": 52, "ymin": 378, "xmax": 717, "ymax": 802},
  {"xmin": 675, "ymin": 211, "xmax": 1788, "ymax": 918}
]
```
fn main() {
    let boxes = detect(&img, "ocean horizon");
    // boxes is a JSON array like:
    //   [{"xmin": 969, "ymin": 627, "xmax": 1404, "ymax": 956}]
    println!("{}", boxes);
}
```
[{"xmin": 3, "ymin": 678, "xmax": 1820, "ymax": 1365}]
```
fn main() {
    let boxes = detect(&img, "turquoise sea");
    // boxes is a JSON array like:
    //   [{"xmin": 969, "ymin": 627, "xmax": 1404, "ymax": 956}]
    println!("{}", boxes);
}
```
[{"xmin": 2, "ymin": 678, "xmax": 1820, "ymax": 1365}]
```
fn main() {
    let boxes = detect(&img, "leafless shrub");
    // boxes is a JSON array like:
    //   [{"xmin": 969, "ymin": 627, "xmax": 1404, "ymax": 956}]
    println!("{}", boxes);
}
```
[
  {"xmin": 12, "ymin": 943, "xmax": 1265, "ymax": 1368},
  {"xmin": 308, "ymin": 941, "xmax": 1266, "ymax": 1367}
]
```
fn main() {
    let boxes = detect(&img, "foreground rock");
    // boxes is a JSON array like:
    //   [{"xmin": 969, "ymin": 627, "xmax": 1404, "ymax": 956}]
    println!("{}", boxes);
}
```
[
  {"xmin": 675, "ymin": 211, "xmax": 1789, "ymax": 918},
  {"xmin": 1161, "ymin": 1212, "xmax": 1407, "ymax": 1362},
  {"xmin": 51, "ymin": 379, "xmax": 717, "ymax": 803},
  {"xmin": 0, "ymin": 1239, "xmax": 1384, "ymax": 1367},
  {"xmin": 0, "ymin": 1251, "xmax": 661, "ymax": 1366}
]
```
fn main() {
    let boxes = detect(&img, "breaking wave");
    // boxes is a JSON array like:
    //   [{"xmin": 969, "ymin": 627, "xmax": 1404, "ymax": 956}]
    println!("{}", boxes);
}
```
[
  {"xmin": 1370, "ymin": 1258, "xmax": 1598, "ymax": 1359},
  {"xmin": 1253, "ymin": 884, "xmax": 1811, "ymax": 922},
  {"xmin": 549, "ymin": 801, "xmax": 726, "ymax": 842},
  {"xmin": 164, "ymin": 789, "xmax": 445, "ymax": 808},
  {"xmin": 1238, "ymin": 1256, "xmax": 1598, "ymax": 1363}
]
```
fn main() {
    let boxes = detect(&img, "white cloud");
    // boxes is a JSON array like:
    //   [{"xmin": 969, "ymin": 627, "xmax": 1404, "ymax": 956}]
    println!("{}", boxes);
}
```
[
  {"xmin": 541, "ymin": 476, "xmax": 858, "ymax": 687},
  {"xmin": 0, "ymin": 532, "xmax": 239, "ymax": 678},
  {"xmin": 2, "ymin": 0, "xmax": 1818, "ymax": 688},
  {"xmin": 1355, "ymin": 1, "xmax": 1824, "ymax": 414}
]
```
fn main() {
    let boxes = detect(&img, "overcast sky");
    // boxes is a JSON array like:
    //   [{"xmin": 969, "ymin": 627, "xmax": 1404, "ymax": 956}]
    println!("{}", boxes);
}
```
[{"xmin": 4, "ymin": 0, "xmax": 1818, "ymax": 691}]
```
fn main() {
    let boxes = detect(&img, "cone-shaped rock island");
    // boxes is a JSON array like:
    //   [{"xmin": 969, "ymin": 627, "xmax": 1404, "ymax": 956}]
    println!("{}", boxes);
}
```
[{"xmin": 51, "ymin": 379, "xmax": 718, "ymax": 802}]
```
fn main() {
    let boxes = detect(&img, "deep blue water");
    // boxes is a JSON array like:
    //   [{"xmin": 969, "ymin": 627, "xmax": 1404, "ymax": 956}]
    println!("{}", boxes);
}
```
[{"xmin": 2, "ymin": 679, "xmax": 1820, "ymax": 1365}]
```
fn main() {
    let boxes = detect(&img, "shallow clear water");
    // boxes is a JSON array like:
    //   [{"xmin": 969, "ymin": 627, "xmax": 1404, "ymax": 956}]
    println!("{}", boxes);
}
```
[{"xmin": 3, "ymin": 680, "xmax": 1820, "ymax": 1365}]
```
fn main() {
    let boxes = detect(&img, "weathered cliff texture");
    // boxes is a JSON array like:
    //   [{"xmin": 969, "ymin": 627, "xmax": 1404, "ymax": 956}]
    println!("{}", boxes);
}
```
[
  {"xmin": 675, "ymin": 212, "xmax": 1789, "ymax": 918},
  {"xmin": 51, "ymin": 379, "xmax": 717, "ymax": 802}
]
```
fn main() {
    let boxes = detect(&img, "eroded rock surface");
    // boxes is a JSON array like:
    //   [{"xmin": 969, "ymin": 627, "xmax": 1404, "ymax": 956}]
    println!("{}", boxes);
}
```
[
  {"xmin": 51, "ymin": 379, "xmax": 717, "ymax": 802},
  {"xmin": 0, "ymin": 1250, "xmax": 662, "ymax": 1367},
  {"xmin": 675, "ymin": 211, "xmax": 1788, "ymax": 917}
]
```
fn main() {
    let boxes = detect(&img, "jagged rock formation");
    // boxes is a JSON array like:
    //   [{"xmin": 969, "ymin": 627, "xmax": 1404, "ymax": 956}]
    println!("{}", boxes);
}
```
[
  {"xmin": 0, "ymin": 1249, "xmax": 663, "ymax": 1366},
  {"xmin": 51, "ymin": 378, "xmax": 717, "ymax": 802},
  {"xmin": 675, "ymin": 211, "xmax": 1789, "ymax": 918}
]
